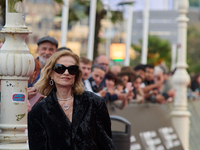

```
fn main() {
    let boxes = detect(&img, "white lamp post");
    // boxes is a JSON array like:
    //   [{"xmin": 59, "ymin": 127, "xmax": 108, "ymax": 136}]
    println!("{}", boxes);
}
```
[
  {"xmin": 87, "ymin": 0, "xmax": 97, "ymax": 61},
  {"xmin": 103, "ymin": 0, "xmax": 112, "ymax": 58},
  {"xmin": 0, "ymin": 0, "xmax": 35, "ymax": 149},
  {"xmin": 118, "ymin": 0, "xmax": 135, "ymax": 66},
  {"xmin": 171, "ymin": 0, "xmax": 190, "ymax": 150},
  {"xmin": 60, "ymin": 0, "xmax": 69, "ymax": 47},
  {"xmin": 141, "ymin": 0, "xmax": 149, "ymax": 64}
]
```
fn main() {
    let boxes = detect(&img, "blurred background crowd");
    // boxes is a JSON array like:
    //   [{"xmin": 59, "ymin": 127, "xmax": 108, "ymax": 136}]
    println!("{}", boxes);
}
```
[
  {"xmin": 0, "ymin": 0, "xmax": 200, "ymax": 105},
  {"xmin": 79, "ymin": 54, "xmax": 200, "ymax": 109}
]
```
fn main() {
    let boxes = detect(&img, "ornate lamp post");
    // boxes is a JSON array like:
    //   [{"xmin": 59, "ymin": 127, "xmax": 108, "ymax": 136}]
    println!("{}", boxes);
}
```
[
  {"xmin": 0, "ymin": 0, "xmax": 34, "ymax": 149},
  {"xmin": 171, "ymin": 0, "xmax": 190, "ymax": 150}
]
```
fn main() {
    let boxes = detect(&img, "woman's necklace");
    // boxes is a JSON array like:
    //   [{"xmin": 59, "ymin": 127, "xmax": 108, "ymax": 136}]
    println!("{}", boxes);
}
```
[{"xmin": 57, "ymin": 96, "xmax": 73, "ymax": 111}]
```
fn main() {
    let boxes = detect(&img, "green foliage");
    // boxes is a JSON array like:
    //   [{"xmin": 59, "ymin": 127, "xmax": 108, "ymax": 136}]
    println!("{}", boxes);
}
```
[
  {"xmin": 189, "ymin": 0, "xmax": 199, "ymax": 6},
  {"xmin": 110, "ymin": 11, "xmax": 123, "ymax": 23},
  {"xmin": 68, "ymin": 0, "xmax": 123, "ymax": 24},
  {"xmin": 187, "ymin": 25, "xmax": 200, "ymax": 73},
  {"xmin": 67, "ymin": 0, "xmax": 123, "ymax": 59},
  {"xmin": 68, "ymin": 0, "xmax": 88, "ymax": 21},
  {"xmin": 0, "ymin": 0, "xmax": 63, "ymax": 26},
  {"xmin": 0, "ymin": 0, "xmax": 6, "ymax": 26},
  {"xmin": 96, "ymin": 0, "xmax": 104, "ymax": 14},
  {"xmin": 53, "ymin": 0, "xmax": 63, "ymax": 4},
  {"xmin": 8, "ymin": 0, "xmax": 23, "ymax": 13},
  {"xmin": 132, "ymin": 35, "xmax": 171, "ymax": 68}
]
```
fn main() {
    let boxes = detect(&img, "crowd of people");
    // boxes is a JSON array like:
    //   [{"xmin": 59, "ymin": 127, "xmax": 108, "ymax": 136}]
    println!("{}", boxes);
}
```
[
  {"xmin": 1, "ymin": 35, "xmax": 199, "ymax": 149},
  {"xmin": 26, "ymin": 36, "xmax": 178, "ymax": 111},
  {"xmin": 80, "ymin": 56, "xmax": 177, "ymax": 107},
  {"xmin": 0, "ymin": 35, "xmax": 199, "ymax": 109}
]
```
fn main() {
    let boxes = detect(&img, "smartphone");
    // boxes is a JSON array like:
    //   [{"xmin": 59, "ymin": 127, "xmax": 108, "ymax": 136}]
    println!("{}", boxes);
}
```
[
  {"xmin": 102, "ymin": 87, "xmax": 107, "ymax": 91},
  {"xmin": 126, "ymin": 82, "xmax": 133, "ymax": 92}
]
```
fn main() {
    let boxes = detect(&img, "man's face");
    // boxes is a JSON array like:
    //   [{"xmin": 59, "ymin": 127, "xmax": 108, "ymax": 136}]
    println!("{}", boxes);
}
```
[
  {"xmin": 91, "ymin": 68, "xmax": 105, "ymax": 86},
  {"xmin": 37, "ymin": 42, "xmax": 57, "ymax": 67},
  {"xmin": 145, "ymin": 67, "xmax": 154, "ymax": 81},
  {"xmin": 80, "ymin": 62, "xmax": 91, "ymax": 80},
  {"xmin": 135, "ymin": 69, "xmax": 145, "ymax": 80},
  {"xmin": 97, "ymin": 56, "xmax": 109, "ymax": 73},
  {"xmin": 111, "ymin": 66, "xmax": 121, "ymax": 76}
]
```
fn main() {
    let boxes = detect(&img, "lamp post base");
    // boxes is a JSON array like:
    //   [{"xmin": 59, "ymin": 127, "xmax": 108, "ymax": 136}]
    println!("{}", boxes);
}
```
[{"xmin": 0, "ymin": 143, "xmax": 28, "ymax": 150}]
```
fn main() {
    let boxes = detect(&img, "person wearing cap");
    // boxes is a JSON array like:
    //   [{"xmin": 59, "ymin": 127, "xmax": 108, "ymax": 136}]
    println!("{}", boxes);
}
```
[
  {"xmin": 28, "ymin": 36, "xmax": 58, "ymax": 103},
  {"xmin": 37, "ymin": 36, "xmax": 58, "ymax": 69}
]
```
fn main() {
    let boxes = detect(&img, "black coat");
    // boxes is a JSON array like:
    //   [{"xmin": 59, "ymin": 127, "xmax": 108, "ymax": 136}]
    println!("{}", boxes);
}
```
[{"xmin": 28, "ymin": 90, "xmax": 115, "ymax": 150}]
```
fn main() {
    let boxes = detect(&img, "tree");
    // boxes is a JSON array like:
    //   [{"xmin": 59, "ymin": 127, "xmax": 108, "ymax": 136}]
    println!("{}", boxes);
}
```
[
  {"xmin": 0, "ymin": 0, "xmax": 5, "ymax": 26},
  {"xmin": 68, "ymin": 0, "xmax": 123, "ymax": 59},
  {"xmin": 132, "ymin": 35, "xmax": 171, "ymax": 69},
  {"xmin": 187, "ymin": 25, "xmax": 200, "ymax": 73}
]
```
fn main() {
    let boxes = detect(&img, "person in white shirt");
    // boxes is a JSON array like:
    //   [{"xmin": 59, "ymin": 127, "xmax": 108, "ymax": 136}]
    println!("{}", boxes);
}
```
[{"xmin": 85, "ymin": 64, "xmax": 107, "ymax": 97}]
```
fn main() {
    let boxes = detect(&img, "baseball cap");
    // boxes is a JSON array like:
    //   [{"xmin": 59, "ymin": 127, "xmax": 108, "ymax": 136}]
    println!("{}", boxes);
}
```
[{"xmin": 37, "ymin": 36, "xmax": 58, "ymax": 48}]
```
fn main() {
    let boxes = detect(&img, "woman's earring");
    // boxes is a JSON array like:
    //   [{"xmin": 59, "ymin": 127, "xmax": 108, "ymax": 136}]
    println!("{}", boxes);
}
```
[
  {"xmin": 72, "ymin": 83, "xmax": 74, "ymax": 87},
  {"xmin": 49, "ymin": 78, "xmax": 54, "ymax": 86}
]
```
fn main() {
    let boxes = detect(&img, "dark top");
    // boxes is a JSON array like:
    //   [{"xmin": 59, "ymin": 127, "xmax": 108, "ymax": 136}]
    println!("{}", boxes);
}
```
[
  {"xmin": 144, "ymin": 79, "xmax": 155, "ymax": 86},
  {"xmin": 28, "ymin": 70, "xmax": 41, "ymax": 87},
  {"xmin": 88, "ymin": 77, "xmax": 103, "ymax": 92},
  {"xmin": 99, "ymin": 75, "xmax": 107, "ymax": 88},
  {"xmin": 191, "ymin": 80, "xmax": 200, "ymax": 92},
  {"xmin": 28, "ymin": 90, "xmax": 115, "ymax": 150}
]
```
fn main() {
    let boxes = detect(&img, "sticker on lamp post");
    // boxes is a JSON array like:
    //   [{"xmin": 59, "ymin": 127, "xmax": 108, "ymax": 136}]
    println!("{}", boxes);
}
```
[{"xmin": 12, "ymin": 92, "xmax": 25, "ymax": 103}]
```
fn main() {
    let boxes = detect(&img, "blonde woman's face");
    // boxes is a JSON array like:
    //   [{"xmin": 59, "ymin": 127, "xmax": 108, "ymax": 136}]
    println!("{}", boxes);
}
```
[{"xmin": 51, "ymin": 56, "xmax": 77, "ymax": 89}]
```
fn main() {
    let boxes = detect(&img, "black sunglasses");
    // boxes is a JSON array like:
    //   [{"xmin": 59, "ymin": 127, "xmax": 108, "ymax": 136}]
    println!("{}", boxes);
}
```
[{"xmin": 54, "ymin": 64, "xmax": 79, "ymax": 75}]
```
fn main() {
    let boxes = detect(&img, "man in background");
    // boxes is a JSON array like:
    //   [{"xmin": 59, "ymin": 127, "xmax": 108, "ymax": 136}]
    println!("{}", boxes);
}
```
[
  {"xmin": 95, "ymin": 55, "xmax": 110, "ymax": 87},
  {"xmin": 80, "ymin": 57, "xmax": 92, "ymax": 81},
  {"xmin": 142, "ymin": 64, "xmax": 165, "ymax": 103},
  {"xmin": 111, "ymin": 65, "xmax": 121, "ymax": 76},
  {"xmin": 28, "ymin": 36, "xmax": 58, "ymax": 99}
]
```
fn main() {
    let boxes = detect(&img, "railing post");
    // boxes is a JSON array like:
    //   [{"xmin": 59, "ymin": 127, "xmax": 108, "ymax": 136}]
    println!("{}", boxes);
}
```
[{"xmin": 171, "ymin": 0, "xmax": 190, "ymax": 150}]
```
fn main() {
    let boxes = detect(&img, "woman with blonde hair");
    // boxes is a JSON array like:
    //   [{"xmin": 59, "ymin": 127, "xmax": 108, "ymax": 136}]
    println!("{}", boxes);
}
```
[{"xmin": 28, "ymin": 50, "xmax": 115, "ymax": 150}]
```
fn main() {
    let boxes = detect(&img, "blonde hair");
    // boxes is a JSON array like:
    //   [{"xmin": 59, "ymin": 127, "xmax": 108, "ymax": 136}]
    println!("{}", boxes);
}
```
[{"xmin": 34, "ymin": 51, "xmax": 85, "ymax": 96}]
